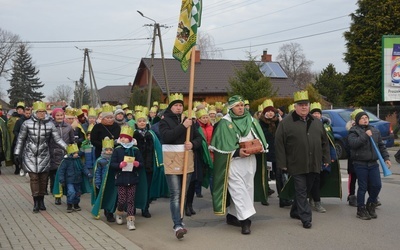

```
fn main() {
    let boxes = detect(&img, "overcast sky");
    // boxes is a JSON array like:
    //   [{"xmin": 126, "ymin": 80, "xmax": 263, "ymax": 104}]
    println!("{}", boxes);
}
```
[{"xmin": 0, "ymin": 0, "xmax": 358, "ymax": 101}]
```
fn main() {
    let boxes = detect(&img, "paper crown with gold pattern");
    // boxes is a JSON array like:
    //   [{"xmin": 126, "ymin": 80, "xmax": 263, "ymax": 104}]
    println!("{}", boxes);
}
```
[
  {"xmin": 288, "ymin": 103, "xmax": 295, "ymax": 113},
  {"xmin": 95, "ymin": 107, "xmax": 102, "ymax": 114},
  {"xmin": 153, "ymin": 101, "xmax": 159, "ymax": 106},
  {"xmin": 17, "ymin": 101, "xmax": 25, "ymax": 109},
  {"xmin": 88, "ymin": 108, "xmax": 97, "ymax": 118},
  {"xmin": 75, "ymin": 108, "xmax": 84, "ymax": 117},
  {"xmin": 135, "ymin": 111, "xmax": 148, "ymax": 121},
  {"xmin": 134, "ymin": 105, "xmax": 143, "ymax": 112},
  {"xmin": 67, "ymin": 143, "xmax": 79, "ymax": 155},
  {"xmin": 65, "ymin": 108, "xmax": 76, "ymax": 118},
  {"xmin": 168, "ymin": 93, "xmax": 184, "ymax": 107},
  {"xmin": 102, "ymin": 137, "xmax": 114, "ymax": 149},
  {"xmin": 208, "ymin": 105, "xmax": 216, "ymax": 114},
  {"xmin": 193, "ymin": 101, "xmax": 202, "ymax": 108},
  {"xmin": 159, "ymin": 103, "xmax": 168, "ymax": 110},
  {"xmin": 125, "ymin": 109, "xmax": 133, "ymax": 115},
  {"xmin": 196, "ymin": 109, "xmax": 208, "ymax": 119},
  {"xmin": 215, "ymin": 102, "xmax": 223, "ymax": 110},
  {"xmin": 102, "ymin": 104, "xmax": 114, "ymax": 117},
  {"xmin": 142, "ymin": 107, "xmax": 149, "ymax": 116},
  {"xmin": 150, "ymin": 107, "xmax": 158, "ymax": 113},
  {"xmin": 293, "ymin": 90, "xmax": 309, "ymax": 103},
  {"xmin": 81, "ymin": 105, "xmax": 89, "ymax": 112},
  {"xmin": 244, "ymin": 100, "xmax": 250, "ymax": 105},
  {"xmin": 310, "ymin": 102, "xmax": 322, "ymax": 114},
  {"xmin": 32, "ymin": 101, "xmax": 46, "ymax": 111},
  {"xmin": 87, "ymin": 124, "xmax": 94, "ymax": 133},
  {"xmin": 0, "ymin": 104, "xmax": 2, "ymax": 109},
  {"xmin": 262, "ymin": 99, "xmax": 274, "ymax": 108},
  {"xmin": 258, "ymin": 104, "xmax": 264, "ymax": 112},
  {"xmin": 120, "ymin": 125, "xmax": 134, "ymax": 141},
  {"xmin": 121, "ymin": 104, "xmax": 129, "ymax": 110}
]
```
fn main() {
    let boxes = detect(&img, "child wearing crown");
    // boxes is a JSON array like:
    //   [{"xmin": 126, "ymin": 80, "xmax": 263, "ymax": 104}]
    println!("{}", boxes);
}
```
[
  {"xmin": 54, "ymin": 143, "xmax": 92, "ymax": 213},
  {"xmin": 110, "ymin": 125, "xmax": 144, "ymax": 230}
]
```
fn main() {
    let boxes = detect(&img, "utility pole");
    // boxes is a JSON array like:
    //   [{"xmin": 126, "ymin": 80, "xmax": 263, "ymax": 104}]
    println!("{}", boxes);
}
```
[{"xmin": 137, "ymin": 11, "xmax": 171, "ymax": 109}]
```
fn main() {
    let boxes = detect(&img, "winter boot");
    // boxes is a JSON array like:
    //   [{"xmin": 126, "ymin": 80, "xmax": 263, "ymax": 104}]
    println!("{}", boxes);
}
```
[
  {"xmin": 366, "ymin": 202, "xmax": 377, "ymax": 219},
  {"xmin": 185, "ymin": 204, "xmax": 192, "ymax": 217},
  {"xmin": 14, "ymin": 165, "xmax": 20, "ymax": 175},
  {"xmin": 67, "ymin": 204, "xmax": 73, "ymax": 213},
  {"xmin": 116, "ymin": 210, "xmax": 124, "ymax": 225},
  {"xmin": 348, "ymin": 195, "xmax": 357, "ymax": 207},
  {"xmin": 356, "ymin": 206, "xmax": 371, "ymax": 220},
  {"xmin": 314, "ymin": 202, "xmax": 326, "ymax": 213},
  {"xmin": 33, "ymin": 197, "xmax": 40, "ymax": 213},
  {"xmin": 127, "ymin": 216, "xmax": 136, "ymax": 230},
  {"xmin": 141, "ymin": 209, "xmax": 151, "ymax": 218},
  {"xmin": 240, "ymin": 219, "xmax": 252, "ymax": 235},
  {"xmin": 74, "ymin": 203, "xmax": 81, "ymax": 211},
  {"xmin": 188, "ymin": 204, "xmax": 196, "ymax": 215},
  {"xmin": 38, "ymin": 196, "xmax": 46, "ymax": 211}
]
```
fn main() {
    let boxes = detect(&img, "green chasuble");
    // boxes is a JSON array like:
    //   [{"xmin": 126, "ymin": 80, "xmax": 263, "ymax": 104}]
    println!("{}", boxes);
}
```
[
  {"xmin": 148, "ymin": 130, "xmax": 169, "ymax": 199},
  {"xmin": 210, "ymin": 113, "xmax": 269, "ymax": 215}
]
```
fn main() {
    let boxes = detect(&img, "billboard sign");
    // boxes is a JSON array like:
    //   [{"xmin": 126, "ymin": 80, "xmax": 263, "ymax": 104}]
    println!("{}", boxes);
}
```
[{"xmin": 382, "ymin": 35, "xmax": 400, "ymax": 102}]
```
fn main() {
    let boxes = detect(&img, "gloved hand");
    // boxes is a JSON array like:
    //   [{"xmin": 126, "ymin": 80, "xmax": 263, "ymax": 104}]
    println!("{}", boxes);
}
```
[
  {"xmin": 133, "ymin": 161, "xmax": 140, "ymax": 168},
  {"xmin": 119, "ymin": 161, "xmax": 127, "ymax": 168},
  {"xmin": 14, "ymin": 154, "xmax": 20, "ymax": 166}
]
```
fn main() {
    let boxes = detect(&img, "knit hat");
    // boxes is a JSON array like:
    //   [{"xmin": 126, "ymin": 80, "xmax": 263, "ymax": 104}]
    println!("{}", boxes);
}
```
[
  {"xmin": 52, "ymin": 108, "xmax": 64, "ymax": 119},
  {"xmin": 114, "ymin": 109, "xmax": 124, "ymax": 116},
  {"xmin": 262, "ymin": 106, "xmax": 276, "ymax": 114},
  {"xmin": 353, "ymin": 109, "xmax": 369, "ymax": 125}
]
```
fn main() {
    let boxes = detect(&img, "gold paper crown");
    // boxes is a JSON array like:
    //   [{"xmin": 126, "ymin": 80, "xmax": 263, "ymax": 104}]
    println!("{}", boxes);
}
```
[
  {"xmin": 95, "ymin": 107, "xmax": 102, "ymax": 114},
  {"xmin": 142, "ymin": 107, "xmax": 149, "ymax": 116},
  {"xmin": 121, "ymin": 104, "xmax": 129, "ymax": 110},
  {"xmin": 75, "ymin": 108, "xmax": 84, "ymax": 117},
  {"xmin": 222, "ymin": 105, "xmax": 228, "ymax": 114},
  {"xmin": 310, "ymin": 102, "xmax": 322, "ymax": 112},
  {"xmin": 81, "ymin": 105, "xmax": 89, "ymax": 111},
  {"xmin": 208, "ymin": 105, "xmax": 216, "ymax": 111},
  {"xmin": 135, "ymin": 111, "xmax": 148, "ymax": 121},
  {"xmin": 159, "ymin": 103, "xmax": 168, "ymax": 110},
  {"xmin": 244, "ymin": 100, "xmax": 250, "ymax": 105},
  {"xmin": 88, "ymin": 108, "xmax": 97, "ymax": 117},
  {"xmin": 102, "ymin": 104, "xmax": 113, "ymax": 113},
  {"xmin": 196, "ymin": 109, "xmax": 208, "ymax": 119},
  {"xmin": 87, "ymin": 124, "xmax": 94, "ymax": 133},
  {"xmin": 153, "ymin": 101, "xmax": 159, "ymax": 106},
  {"xmin": 134, "ymin": 105, "xmax": 143, "ymax": 112},
  {"xmin": 125, "ymin": 109, "xmax": 133, "ymax": 115},
  {"xmin": 32, "ymin": 101, "xmax": 46, "ymax": 111},
  {"xmin": 150, "ymin": 107, "xmax": 158, "ymax": 113},
  {"xmin": 120, "ymin": 125, "xmax": 134, "ymax": 137},
  {"xmin": 65, "ymin": 108, "xmax": 76, "ymax": 117},
  {"xmin": 351, "ymin": 108, "xmax": 364, "ymax": 120},
  {"xmin": 17, "ymin": 101, "xmax": 25, "ymax": 108},
  {"xmin": 67, "ymin": 143, "xmax": 79, "ymax": 155},
  {"xmin": 0, "ymin": 104, "xmax": 2, "ymax": 109},
  {"xmin": 102, "ymin": 137, "xmax": 114, "ymax": 149},
  {"xmin": 169, "ymin": 93, "xmax": 184, "ymax": 104},
  {"xmin": 215, "ymin": 102, "xmax": 223, "ymax": 110},
  {"xmin": 262, "ymin": 99, "xmax": 274, "ymax": 108},
  {"xmin": 293, "ymin": 90, "xmax": 309, "ymax": 103},
  {"xmin": 288, "ymin": 104, "xmax": 295, "ymax": 113},
  {"xmin": 258, "ymin": 104, "xmax": 264, "ymax": 112},
  {"xmin": 193, "ymin": 101, "xmax": 202, "ymax": 108}
]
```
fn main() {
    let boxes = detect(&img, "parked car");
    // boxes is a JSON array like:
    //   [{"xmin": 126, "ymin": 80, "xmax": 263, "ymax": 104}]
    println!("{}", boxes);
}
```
[{"xmin": 321, "ymin": 109, "xmax": 394, "ymax": 159}]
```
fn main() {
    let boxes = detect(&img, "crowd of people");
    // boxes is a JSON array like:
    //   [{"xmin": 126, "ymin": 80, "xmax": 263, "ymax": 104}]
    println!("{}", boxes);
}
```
[{"xmin": 0, "ymin": 90, "xmax": 391, "ymax": 240}]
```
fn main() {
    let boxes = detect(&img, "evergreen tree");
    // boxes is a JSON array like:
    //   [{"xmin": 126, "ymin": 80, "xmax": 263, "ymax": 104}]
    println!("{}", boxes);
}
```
[
  {"xmin": 229, "ymin": 56, "xmax": 277, "ymax": 102},
  {"xmin": 314, "ymin": 64, "xmax": 345, "ymax": 106},
  {"xmin": 8, "ymin": 44, "xmax": 44, "ymax": 107},
  {"xmin": 343, "ymin": 0, "xmax": 400, "ymax": 106}
]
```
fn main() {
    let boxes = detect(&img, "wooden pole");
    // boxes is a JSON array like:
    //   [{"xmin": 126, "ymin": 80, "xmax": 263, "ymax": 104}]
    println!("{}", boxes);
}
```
[{"xmin": 180, "ymin": 47, "xmax": 196, "ymax": 219}]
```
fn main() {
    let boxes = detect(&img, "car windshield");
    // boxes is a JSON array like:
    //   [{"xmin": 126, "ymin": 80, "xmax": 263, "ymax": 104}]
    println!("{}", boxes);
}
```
[{"xmin": 338, "ymin": 110, "xmax": 380, "ymax": 122}]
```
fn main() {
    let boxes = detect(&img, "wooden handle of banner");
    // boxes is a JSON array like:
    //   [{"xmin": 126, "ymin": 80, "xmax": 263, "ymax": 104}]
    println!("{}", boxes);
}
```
[{"xmin": 180, "ymin": 47, "xmax": 196, "ymax": 219}]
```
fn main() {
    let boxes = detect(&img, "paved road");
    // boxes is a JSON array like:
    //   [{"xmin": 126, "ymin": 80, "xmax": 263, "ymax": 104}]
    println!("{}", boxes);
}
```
[{"xmin": 1, "ymin": 146, "xmax": 399, "ymax": 249}]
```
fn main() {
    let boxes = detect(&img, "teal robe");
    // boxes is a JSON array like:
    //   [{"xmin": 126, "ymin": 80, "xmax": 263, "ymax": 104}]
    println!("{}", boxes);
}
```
[{"xmin": 148, "ymin": 130, "xmax": 169, "ymax": 199}]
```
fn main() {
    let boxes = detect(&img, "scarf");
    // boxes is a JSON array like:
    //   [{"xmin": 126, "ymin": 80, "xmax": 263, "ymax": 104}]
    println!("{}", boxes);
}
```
[{"xmin": 229, "ymin": 109, "xmax": 252, "ymax": 137}]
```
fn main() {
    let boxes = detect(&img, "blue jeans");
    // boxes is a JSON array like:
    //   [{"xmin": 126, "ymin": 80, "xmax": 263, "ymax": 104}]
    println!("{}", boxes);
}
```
[
  {"xmin": 66, "ymin": 183, "xmax": 82, "ymax": 205},
  {"xmin": 165, "ymin": 173, "xmax": 192, "ymax": 229},
  {"xmin": 354, "ymin": 163, "xmax": 381, "ymax": 207}
]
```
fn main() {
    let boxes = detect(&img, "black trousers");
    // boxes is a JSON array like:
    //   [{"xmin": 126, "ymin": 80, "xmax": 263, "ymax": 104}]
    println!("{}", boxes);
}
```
[{"xmin": 290, "ymin": 173, "xmax": 319, "ymax": 223}]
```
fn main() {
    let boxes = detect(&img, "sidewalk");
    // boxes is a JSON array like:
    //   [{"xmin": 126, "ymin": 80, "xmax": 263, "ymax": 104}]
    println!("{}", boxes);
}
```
[{"xmin": 0, "ymin": 166, "xmax": 141, "ymax": 250}]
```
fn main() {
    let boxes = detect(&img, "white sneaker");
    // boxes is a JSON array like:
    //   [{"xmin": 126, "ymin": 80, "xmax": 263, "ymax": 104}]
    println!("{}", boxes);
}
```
[
  {"xmin": 19, "ymin": 169, "xmax": 25, "ymax": 177},
  {"xmin": 127, "ymin": 217, "xmax": 136, "ymax": 230},
  {"xmin": 314, "ymin": 202, "xmax": 326, "ymax": 213},
  {"xmin": 116, "ymin": 214, "xmax": 123, "ymax": 225}
]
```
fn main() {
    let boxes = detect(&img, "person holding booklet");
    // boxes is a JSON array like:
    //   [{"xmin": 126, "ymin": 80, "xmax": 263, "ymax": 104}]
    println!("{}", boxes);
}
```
[{"xmin": 110, "ymin": 126, "xmax": 144, "ymax": 230}]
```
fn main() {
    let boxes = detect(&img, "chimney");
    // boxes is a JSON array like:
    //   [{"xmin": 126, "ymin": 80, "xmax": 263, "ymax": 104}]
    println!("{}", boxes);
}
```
[
  {"xmin": 261, "ymin": 50, "xmax": 272, "ymax": 62},
  {"xmin": 195, "ymin": 50, "xmax": 200, "ymax": 63},
  {"xmin": 128, "ymin": 82, "xmax": 132, "ymax": 86}
]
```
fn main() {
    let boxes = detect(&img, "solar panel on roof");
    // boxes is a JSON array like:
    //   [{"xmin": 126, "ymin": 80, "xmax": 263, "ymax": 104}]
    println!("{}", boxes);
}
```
[{"xmin": 259, "ymin": 62, "xmax": 288, "ymax": 78}]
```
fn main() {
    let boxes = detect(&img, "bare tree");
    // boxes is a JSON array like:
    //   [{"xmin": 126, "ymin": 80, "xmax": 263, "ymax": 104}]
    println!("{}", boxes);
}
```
[
  {"xmin": 276, "ymin": 42, "xmax": 313, "ymax": 89},
  {"xmin": 197, "ymin": 31, "xmax": 223, "ymax": 59},
  {"xmin": 47, "ymin": 85, "xmax": 73, "ymax": 103},
  {"xmin": 0, "ymin": 28, "xmax": 21, "ymax": 78}
]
